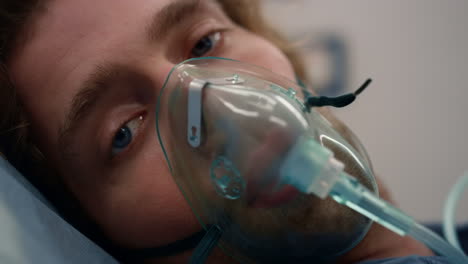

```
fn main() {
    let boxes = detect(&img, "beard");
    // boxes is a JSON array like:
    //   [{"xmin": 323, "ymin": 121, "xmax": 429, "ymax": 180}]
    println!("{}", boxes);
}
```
[
  {"xmin": 167, "ymin": 123, "xmax": 375, "ymax": 263},
  {"xmin": 161, "ymin": 95, "xmax": 377, "ymax": 262}
]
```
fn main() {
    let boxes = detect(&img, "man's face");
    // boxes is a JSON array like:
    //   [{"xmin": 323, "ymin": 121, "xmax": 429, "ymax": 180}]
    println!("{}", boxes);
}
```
[{"xmin": 9, "ymin": 0, "xmax": 296, "ymax": 261}]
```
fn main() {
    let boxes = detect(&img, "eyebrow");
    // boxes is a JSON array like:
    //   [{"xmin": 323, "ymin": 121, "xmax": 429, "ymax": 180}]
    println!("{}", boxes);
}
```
[
  {"xmin": 146, "ymin": 0, "xmax": 202, "ymax": 43},
  {"xmin": 58, "ymin": 0, "xmax": 204, "ymax": 153},
  {"xmin": 58, "ymin": 64, "xmax": 118, "ymax": 152}
]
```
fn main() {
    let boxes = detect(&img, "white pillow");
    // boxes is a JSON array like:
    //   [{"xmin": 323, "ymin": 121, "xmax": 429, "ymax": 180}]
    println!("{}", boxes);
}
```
[{"xmin": 0, "ymin": 158, "xmax": 118, "ymax": 264}]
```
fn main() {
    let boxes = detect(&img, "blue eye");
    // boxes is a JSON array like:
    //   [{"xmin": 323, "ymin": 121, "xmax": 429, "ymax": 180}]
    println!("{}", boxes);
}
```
[
  {"xmin": 113, "ymin": 126, "xmax": 132, "ymax": 149},
  {"xmin": 111, "ymin": 115, "xmax": 143, "ymax": 155},
  {"xmin": 191, "ymin": 32, "xmax": 221, "ymax": 57}
]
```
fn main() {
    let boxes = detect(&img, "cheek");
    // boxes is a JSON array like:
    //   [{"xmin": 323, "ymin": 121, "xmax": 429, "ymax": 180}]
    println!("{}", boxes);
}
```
[
  {"xmin": 225, "ymin": 30, "xmax": 297, "ymax": 82},
  {"xmin": 79, "ymin": 150, "xmax": 200, "ymax": 249}
]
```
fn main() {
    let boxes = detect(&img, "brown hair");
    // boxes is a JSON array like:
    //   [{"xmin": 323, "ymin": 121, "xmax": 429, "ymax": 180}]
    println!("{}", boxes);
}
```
[
  {"xmin": 0, "ymin": 0, "xmax": 306, "ymax": 259},
  {"xmin": 0, "ymin": 0, "xmax": 44, "ymax": 177}
]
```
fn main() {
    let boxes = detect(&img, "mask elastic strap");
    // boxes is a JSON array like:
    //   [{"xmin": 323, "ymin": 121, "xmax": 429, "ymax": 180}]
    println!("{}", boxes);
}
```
[
  {"xmin": 119, "ymin": 227, "xmax": 210, "ymax": 261},
  {"xmin": 304, "ymin": 78, "xmax": 372, "ymax": 109},
  {"xmin": 189, "ymin": 225, "xmax": 223, "ymax": 264}
]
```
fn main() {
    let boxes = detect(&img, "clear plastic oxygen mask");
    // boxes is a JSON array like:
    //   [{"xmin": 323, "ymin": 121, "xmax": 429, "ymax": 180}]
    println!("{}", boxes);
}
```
[
  {"xmin": 156, "ymin": 58, "xmax": 376, "ymax": 263},
  {"xmin": 156, "ymin": 58, "xmax": 468, "ymax": 264}
]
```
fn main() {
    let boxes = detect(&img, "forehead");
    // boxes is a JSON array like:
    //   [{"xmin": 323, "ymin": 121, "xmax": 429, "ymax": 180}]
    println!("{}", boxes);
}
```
[
  {"xmin": 8, "ymin": 0, "xmax": 189, "ymax": 141},
  {"xmin": 12, "ymin": 0, "xmax": 166, "ymax": 88}
]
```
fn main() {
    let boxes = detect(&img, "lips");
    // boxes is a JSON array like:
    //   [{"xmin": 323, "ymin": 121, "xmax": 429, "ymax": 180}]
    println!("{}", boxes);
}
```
[{"xmin": 245, "ymin": 129, "xmax": 299, "ymax": 208}]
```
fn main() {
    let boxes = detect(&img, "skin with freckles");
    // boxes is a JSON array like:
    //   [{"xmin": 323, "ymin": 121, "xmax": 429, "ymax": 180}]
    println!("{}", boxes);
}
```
[{"xmin": 8, "ymin": 0, "xmax": 434, "ymax": 263}]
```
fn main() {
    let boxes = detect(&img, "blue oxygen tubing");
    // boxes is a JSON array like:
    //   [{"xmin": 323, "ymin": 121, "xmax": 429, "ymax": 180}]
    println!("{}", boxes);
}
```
[
  {"xmin": 280, "ymin": 136, "xmax": 468, "ymax": 264},
  {"xmin": 156, "ymin": 57, "xmax": 468, "ymax": 263},
  {"xmin": 189, "ymin": 149, "xmax": 468, "ymax": 264},
  {"xmin": 444, "ymin": 172, "xmax": 468, "ymax": 251}
]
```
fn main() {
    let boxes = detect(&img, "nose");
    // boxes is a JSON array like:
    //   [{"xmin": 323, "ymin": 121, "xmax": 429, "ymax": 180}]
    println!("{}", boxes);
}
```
[{"xmin": 145, "ymin": 57, "xmax": 180, "ymax": 91}]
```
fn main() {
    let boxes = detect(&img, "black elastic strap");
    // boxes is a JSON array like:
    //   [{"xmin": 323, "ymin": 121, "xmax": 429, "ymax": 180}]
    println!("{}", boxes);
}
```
[
  {"xmin": 305, "ymin": 78, "xmax": 372, "ymax": 109},
  {"xmin": 119, "ymin": 227, "xmax": 209, "ymax": 261}
]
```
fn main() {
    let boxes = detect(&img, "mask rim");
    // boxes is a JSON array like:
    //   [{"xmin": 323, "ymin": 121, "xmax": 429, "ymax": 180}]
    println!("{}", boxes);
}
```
[{"xmin": 154, "ymin": 56, "xmax": 374, "ymax": 263}]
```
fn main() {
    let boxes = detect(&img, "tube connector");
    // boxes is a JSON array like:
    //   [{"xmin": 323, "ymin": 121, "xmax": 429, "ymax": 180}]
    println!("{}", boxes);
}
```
[{"xmin": 280, "ymin": 135, "xmax": 344, "ymax": 198}]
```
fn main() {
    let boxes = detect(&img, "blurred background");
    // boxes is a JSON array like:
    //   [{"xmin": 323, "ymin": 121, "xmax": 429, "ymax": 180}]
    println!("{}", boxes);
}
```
[{"xmin": 262, "ymin": 0, "xmax": 468, "ymax": 223}]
